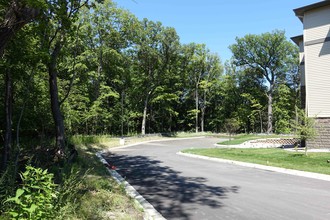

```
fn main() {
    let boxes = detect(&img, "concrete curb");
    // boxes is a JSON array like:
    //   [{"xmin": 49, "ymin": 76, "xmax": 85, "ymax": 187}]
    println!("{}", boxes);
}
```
[
  {"xmin": 96, "ymin": 152, "xmax": 166, "ymax": 220},
  {"xmin": 177, "ymin": 152, "xmax": 330, "ymax": 182}
]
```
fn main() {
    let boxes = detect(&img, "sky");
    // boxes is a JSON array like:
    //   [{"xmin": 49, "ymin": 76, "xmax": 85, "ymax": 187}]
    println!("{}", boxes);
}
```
[{"xmin": 114, "ymin": 0, "xmax": 319, "ymax": 62}]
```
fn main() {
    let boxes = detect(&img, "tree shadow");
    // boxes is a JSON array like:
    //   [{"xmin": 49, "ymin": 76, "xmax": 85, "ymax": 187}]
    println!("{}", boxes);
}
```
[{"xmin": 102, "ymin": 152, "xmax": 240, "ymax": 219}]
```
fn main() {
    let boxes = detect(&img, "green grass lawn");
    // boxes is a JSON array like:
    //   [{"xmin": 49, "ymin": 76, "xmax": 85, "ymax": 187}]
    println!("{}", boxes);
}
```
[
  {"xmin": 219, "ymin": 134, "xmax": 295, "ymax": 145},
  {"xmin": 182, "ymin": 148, "xmax": 330, "ymax": 175}
]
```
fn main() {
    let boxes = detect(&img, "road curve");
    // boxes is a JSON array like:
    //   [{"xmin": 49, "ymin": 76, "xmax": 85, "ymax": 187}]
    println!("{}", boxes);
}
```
[{"xmin": 102, "ymin": 137, "xmax": 330, "ymax": 220}]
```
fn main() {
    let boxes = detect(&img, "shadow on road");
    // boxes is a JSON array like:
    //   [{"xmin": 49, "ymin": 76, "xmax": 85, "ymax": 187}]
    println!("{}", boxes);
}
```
[{"xmin": 103, "ymin": 152, "xmax": 240, "ymax": 219}]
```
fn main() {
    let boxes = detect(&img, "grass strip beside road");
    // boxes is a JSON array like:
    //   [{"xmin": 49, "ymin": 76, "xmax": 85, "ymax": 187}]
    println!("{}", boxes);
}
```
[
  {"xmin": 182, "ymin": 148, "xmax": 330, "ymax": 175},
  {"xmin": 219, "ymin": 134, "xmax": 295, "ymax": 145}
]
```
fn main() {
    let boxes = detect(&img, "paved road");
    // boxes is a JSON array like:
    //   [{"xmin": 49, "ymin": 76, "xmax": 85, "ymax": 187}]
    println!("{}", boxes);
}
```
[{"xmin": 103, "ymin": 137, "xmax": 330, "ymax": 220}]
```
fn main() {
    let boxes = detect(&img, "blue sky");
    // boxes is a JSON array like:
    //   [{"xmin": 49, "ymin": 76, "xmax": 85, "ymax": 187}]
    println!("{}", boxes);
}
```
[{"xmin": 114, "ymin": 0, "xmax": 319, "ymax": 62}]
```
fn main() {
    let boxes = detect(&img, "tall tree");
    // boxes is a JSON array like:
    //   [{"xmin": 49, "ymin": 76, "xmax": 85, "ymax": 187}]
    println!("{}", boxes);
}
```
[
  {"xmin": 38, "ymin": 0, "xmax": 88, "ymax": 156},
  {"xmin": 230, "ymin": 30, "xmax": 298, "ymax": 133},
  {"xmin": 71, "ymin": 0, "xmax": 139, "ymax": 135},
  {"xmin": 199, "ymin": 53, "xmax": 222, "ymax": 132},
  {"xmin": 148, "ymin": 26, "xmax": 181, "ymax": 132},
  {"xmin": 132, "ymin": 19, "xmax": 163, "ymax": 135},
  {"xmin": 181, "ymin": 43, "xmax": 208, "ymax": 133}
]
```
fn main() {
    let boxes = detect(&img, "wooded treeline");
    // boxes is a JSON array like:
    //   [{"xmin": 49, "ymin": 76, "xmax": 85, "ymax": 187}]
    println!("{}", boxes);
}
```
[{"xmin": 0, "ymin": 0, "xmax": 299, "ymax": 169}]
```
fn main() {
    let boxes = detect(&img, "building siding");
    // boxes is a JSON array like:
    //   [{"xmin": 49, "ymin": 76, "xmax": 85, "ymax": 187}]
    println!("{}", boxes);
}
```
[
  {"xmin": 303, "ymin": 6, "xmax": 330, "ymax": 118},
  {"xmin": 294, "ymin": 1, "xmax": 330, "ymax": 149},
  {"xmin": 305, "ymin": 41, "xmax": 330, "ymax": 117},
  {"xmin": 304, "ymin": 5, "xmax": 330, "ymax": 37}
]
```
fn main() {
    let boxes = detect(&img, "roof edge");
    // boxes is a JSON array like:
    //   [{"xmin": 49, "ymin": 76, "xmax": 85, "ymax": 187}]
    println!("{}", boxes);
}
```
[
  {"xmin": 294, "ymin": 0, "xmax": 330, "ymax": 18},
  {"xmin": 291, "ymin": 35, "xmax": 303, "ymax": 46}
]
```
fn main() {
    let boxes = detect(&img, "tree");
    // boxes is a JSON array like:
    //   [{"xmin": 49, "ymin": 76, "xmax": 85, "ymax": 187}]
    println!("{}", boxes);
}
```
[
  {"xmin": 199, "ymin": 53, "xmax": 222, "ymax": 132},
  {"xmin": 0, "ymin": 0, "xmax": 44, "ymax": 171},
  {"xmin": 230, "ymin": 30, "xmax": 298, "ymax": 134},
  {"xmin": 131, "ymin": 19, "xmax": 182, "ymax": 135},
  {"xmin": 224, "ymin": 118, "xmax": 240, "ymax": 140},
  {"xmin": 0, "ymin": 0, "xmax": 42, "ymax": 56},
  {"xmin": 148, "ymin": 27, "xmax": 181, "ymax": 132},
  {"xmin": 182, "ymin": 43, "xmax": 212, "ymax": 133},
  {"xmin": 292, "ymin": 109, "xmax": 318, "ymax": 155},
  {"xmin": 210, "ymin": 61, "xmax": 241, "ymax": 133},
  {"xmin": 273, "ymin": 84, "xmax": 293, "ymax": 134},
  {"xmin": 71, "ymin": 0, "xmax": 139, "ymax": 135},
  {"xmin": 236, "ymin": 67, "xmax": 267, "ymax": 133},
  {"xmin": 36, "ymin": 0, "xmax": 88, "ymax": 157}
]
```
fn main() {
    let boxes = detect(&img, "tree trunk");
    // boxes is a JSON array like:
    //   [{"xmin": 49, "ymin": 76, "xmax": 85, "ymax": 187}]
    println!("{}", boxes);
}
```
[
  {"xmin": 195, "ymin": 88, "xmax": 199, "ymax": 133},
  {"xmin": 259, "ymin": 111, "xmax": 263, "ymax": 133},
  {"xmin": 121, "ymin": 91, "xmax": 124, "ymax": 137},
  {"xmin": 201, "ymin": 107, "xmax": 205, "ymax": 133},
  {"xmin": 267, "ymin": 93, "xmax": 273, "ymax": 134},
  {"xmin": 0, "ymin": 27, "xmax": 15, "ymax": 57},
  {"xmin": 1, "ymin": 70, "xmax": 13, "ymax": 171},
  {"xmin": 48, "ymin": 42, "xmax": 66, "ymax": 154},
  {"xmin": 201, "ymin": 89, "xmax": 207, "ymax": 133},
  {"xmin": 141, "ymin": 92, "xmax": 150, "ymax": 135},
  {"xmin": 15, "ymin": 102, "xmax": 25, "ymax": 175}
]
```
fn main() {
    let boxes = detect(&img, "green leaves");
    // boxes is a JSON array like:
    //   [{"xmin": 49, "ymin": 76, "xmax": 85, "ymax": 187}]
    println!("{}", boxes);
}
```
[
  {"xmin": 229, "ymin": 30, "xmax": 299, "ymax": 133},
  {"xmin": 5, "ymin": 165, "xmax": 58, "ymax": 220},
  {"xmin": 25, "ymin": 0, "xmax": 47, "ymax": 9},
  {"xmin": 5, "ymin": 189, "xmax": 25, "ymax": 205}
]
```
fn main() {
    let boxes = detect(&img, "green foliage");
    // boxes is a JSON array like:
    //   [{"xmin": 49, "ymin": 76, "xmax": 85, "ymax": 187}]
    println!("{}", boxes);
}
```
[
  {"xmin": 0, "ymin": 164, "xmax": 17, "ymax": 214},
  {"xmin": 273, "ymin": 84, "xmax": 294, "ymax": 134},
  {"xmin": 53, "ymin": 142, "xmax": 143, "ymax": 220},
  {"xmin": 224, "ymin": 118, "xmax": 240, "ymax": 136},
  {"xmin": 292, "ymin": 108, "xmax": 318, "ymax": 155},
  {"xmin": 229, "ymin": 30, "xmax": 299, "ymax": 133},
  {"xmin": 5, "ymin": 165, "xmax": 57, "ymax": 220},
  {"xmin": 69, "ymin": 135, "xmax": 113, "ymax": 145},
  {"xmin": 293, "ymin": 109, "xmax": 317, "ymax": 142},
  {"xmin": 53, "ymin": 165, "xmax": 87, "ymax": 220},
  {"xmin": 25, "ymin": 0, "xmax": 47, "ymax": 9}
]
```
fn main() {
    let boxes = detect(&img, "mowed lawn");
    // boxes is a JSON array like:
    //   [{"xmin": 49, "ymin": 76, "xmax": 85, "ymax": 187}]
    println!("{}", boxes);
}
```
[
  {"xmin": 182, "ymin": 148, "xmax": 330, "ymax": 175},
  {"xmin": 218, "ymin": 134, "xmax": 295, "ymax": 145}
]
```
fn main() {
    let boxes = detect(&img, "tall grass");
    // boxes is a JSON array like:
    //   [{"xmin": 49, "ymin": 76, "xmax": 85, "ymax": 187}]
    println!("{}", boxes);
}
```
[
  {"xmin": 52, "ymin": 141, "xmax": 144, "ymax": 220},
  {"xmin": 69, "ymin": 135, "xmax": 115, "ymax": 145}
]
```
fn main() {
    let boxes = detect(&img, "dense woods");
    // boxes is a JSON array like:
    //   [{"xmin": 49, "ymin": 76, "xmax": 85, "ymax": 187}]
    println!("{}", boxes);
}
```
[{"xmin": 0, "ymin": 0, "xmax": 299, "ymax": 217}]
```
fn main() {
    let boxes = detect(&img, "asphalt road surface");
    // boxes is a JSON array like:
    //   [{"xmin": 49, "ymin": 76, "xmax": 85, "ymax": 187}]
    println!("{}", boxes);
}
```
[{"xmin": 103, "ymin": 137, "xmax": 330, "ymax": 220}]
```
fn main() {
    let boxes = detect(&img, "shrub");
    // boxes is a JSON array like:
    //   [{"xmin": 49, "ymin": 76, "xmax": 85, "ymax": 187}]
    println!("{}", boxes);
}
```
[{"xmin": 5, "ymin": 165, "xmax": 57, "ymax": 220}]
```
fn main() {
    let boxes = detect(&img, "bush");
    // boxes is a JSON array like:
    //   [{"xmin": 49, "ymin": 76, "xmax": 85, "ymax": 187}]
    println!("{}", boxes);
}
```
[
  {"xmin": 5, "ymin": 165, "xmax": 57, "ymax": 220},
  {"xmin": 224, "ymin": 118, "xmax": 240, "ymax": 139}
]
